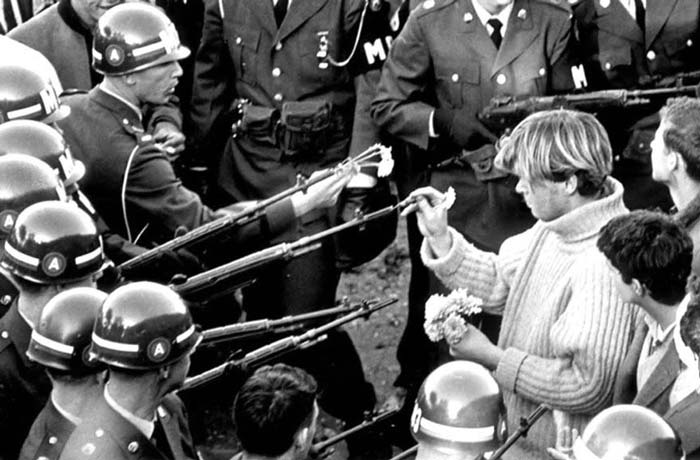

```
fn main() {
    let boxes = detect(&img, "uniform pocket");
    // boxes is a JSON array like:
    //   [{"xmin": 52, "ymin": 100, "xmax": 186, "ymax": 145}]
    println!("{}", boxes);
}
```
[
  {"xmin": 598, "ymin": 48, "xmax": 632, "ymax": 74},
  {"xmin": 436, "ymin": 65, "xmax": 479, "ymax": 109},
  {"xmin": 228, "ymin": 27, "xmax": 260, "ymax": 84}
]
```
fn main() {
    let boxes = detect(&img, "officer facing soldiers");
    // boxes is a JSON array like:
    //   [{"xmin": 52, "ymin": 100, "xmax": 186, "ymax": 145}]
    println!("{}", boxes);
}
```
[
  {"xmin": 0, "ymin": 154, "xmax": 67, "ymax": 319},
  {"xmin": 19, "ymin": 287, "xmax": 109, "ymax": 460},
  {"xmin": 59, "ymin": 282, "xmax": 201, "ymax": 460},
  {"xmin": 0, "ymin": 200, "xmax": 108, "ymax": 460}
]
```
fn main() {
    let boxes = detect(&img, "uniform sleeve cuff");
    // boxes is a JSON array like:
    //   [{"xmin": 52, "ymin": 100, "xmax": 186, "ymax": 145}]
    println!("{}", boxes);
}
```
[
  {"xmin": 420, "ymin": 227, "xmax": 469, "ymax": 279},
  {"xmin": 495, "ymin": 347, "xmax": 528, "ymax": 393}
]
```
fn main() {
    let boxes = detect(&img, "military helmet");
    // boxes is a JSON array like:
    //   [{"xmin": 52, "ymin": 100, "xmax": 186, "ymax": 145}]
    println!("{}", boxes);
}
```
[
  {"xmin": 92, "ymin": 2, "xmax": 190, "ymax": 76},
  {"xmin": 572, "ymin": 405, "xmax": 683, "ymax": 460},
  {"xmin": 0, "ymin": 120, "xmax": 85, "ymax": 189},
  {"xmin": 1, "ymin": 201, "xmax": 107, "ymax": 284},
  {"xmin": 91, "ymin": 281, "xmax": 201, "ymax": 370},
  {"xmin": 27, "ymin": 287, "xmax": 108, "ymax": 373},
  {"xmin": 0, "ymin": 39, "xmax": 69, "ymax": 124},
  {"xmin": 0, "ymin": 154, "xmax": 66, "ymax": 240},
  {"xmin": 411, "ymin": 361, "xmax": 506, "ymax": 459}
]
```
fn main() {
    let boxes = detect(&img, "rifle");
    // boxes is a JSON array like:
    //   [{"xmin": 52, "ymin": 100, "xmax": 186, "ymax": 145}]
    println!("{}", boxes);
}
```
[
  {"xmin": 179, "ymin": 297, "xmax": 397, "ymax": 392},
  {"xmin": 478, "ymin": 85, "xmax": 700, "ymax": 135},
  {"xmin": 170, "ymin": 194, "xmax": 416, "ymax": 302},
  {"xmin": 200, "ymin": 301, "xmax": 361, "ymax": 346},
  {"xmin": 639, "ymin": 69, "xmax": 700, "ymax": 89},
  {"xmin": 309, "ymin": 408, "xmax": 399, "ymax": 457},
  {"xmin": 387, "ymin": 445, "xmax": 418, "ymax": 460},
  {"xmin": 118, "ymin": 144, "xmax": 391, "ymax": 278},
  {"xmin": 486, "ymin": 404, "xmax": 550, "ymax": 460}
]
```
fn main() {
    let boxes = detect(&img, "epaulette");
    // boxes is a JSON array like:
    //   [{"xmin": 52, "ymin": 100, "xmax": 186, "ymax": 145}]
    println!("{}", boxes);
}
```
[
  {"xmin": 120, "ymin": 117, "xmax": 157, "ymax": 146},
  {"xmin": 413, "ymin": 0, "xmax": 455, "ymax": 18},
  {"xmin": 533, "ymin": 0, "xmax": 574, "ymax": 12}
]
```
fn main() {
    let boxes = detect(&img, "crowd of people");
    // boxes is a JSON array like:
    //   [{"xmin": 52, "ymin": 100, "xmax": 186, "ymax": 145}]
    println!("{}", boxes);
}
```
[{"xmin": 1, "ymin": 0, "xmax": 700, "ymax": 459}]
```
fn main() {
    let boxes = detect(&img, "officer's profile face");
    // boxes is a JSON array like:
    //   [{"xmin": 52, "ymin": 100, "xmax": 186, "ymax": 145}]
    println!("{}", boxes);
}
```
[
  {"xmin": 70, "ymin": 0, "xmax": 123, "ymax": 28},
  {"xmin": 650, "ymin": 121, "xmax": 673, "ymax": 184},
  {"xmin": 131, "ymin": 61, "xmax": 183, "ymax": 106}
]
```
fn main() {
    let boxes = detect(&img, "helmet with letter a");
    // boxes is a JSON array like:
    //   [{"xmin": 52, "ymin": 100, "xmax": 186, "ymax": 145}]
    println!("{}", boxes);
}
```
[
  {"xmin": 0, "ymin": 154, "xmax": 66, "ymax": 244},
  {"xmin": 572, "ymin": 405, "xmax": 684, "ymax": 460},
  {"xmin": 0, "ymin": 201, "xmax": 107, "ymax": 284},
  {"xmin": 411, "ymin": 360, "xmax": 506, "ymax": 460},
  {"xmin": 0, "ymin": 120, "xmax": 85, "ymax": 192},
  {"xmin": 27, "ymin": 287, "xmax": 108, "ymax": 374},
  {"xmin": 90, "ymin": 281, "xmax": 202, "ymax": 370},
  {"xmin": 92, "ymin": 2, "xmax": 190, "ymax": 76},
  {"xmin": 0, "ymin": 36, "xmax": 69, "ymax": 124}
]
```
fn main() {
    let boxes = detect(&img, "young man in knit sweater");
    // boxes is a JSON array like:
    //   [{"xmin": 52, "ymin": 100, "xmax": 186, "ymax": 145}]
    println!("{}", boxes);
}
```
[
  {"xmin": 598, "ymin": 211, "xmax": 696, "ymax": 415},
  {"xmin": 405, "ymin": 110, "xmax": 638, "ymax": 460}
]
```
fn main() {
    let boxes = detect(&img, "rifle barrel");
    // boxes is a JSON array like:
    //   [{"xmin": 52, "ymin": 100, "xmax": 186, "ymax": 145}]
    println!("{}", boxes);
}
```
[
  {"xmin": 310, "ymin": 409, "xmax": 399, "ymax": 454},
  {"xmin": 487, "ymin": 404, "xmax": 550, "ymax": 460},
  {"xmin": 388, "ymin": 445, "xmax": 418, "ymax": 460}
]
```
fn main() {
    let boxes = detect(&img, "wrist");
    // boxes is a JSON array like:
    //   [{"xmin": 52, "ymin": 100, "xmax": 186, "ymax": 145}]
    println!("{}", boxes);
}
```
[
  {"xmin": 427, "ymin": 230, "xmax": 452, "ymax": 257},
  {"xmin": 433, "ymin": 108, "xmax": 453, "ymax": 137}
]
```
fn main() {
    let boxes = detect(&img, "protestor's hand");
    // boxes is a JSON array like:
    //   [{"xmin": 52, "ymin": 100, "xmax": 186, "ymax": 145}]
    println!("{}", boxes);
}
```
[
  {"xmin": 153, "ymin": 121, "xmax": 186, "ymax": 160},
  {"xmin": 546, "ymin": 426, "xmax": 578, "ymax": 460},
  {"xmin": 291, "ymin": 165, "xmax": 355, "ymax": 217},
  {"xmin": 402, "ymin": 187, "xmax": 451, "ymax": 256},
  {"xmin": 448, "ymin": 323, "xmax": 503, "ymax": 370},
  {"xmin": 434, "ymin": 108, "xmax": 498, "ymax": 149}
]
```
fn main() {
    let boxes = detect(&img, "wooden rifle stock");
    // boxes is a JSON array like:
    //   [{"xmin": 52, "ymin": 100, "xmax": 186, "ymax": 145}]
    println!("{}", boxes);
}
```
[{"xmin": 179, "ymin": 297, "xmax": 398, "ymax": 392}]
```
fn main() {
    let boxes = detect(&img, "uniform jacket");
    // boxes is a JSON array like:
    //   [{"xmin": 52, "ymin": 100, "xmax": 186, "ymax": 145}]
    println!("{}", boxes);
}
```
[
  {"xmin": 0, "ymin": 268, "xmax": 18, "ymax": 319},
  {"xmin": 0, "ymin": 304, "xmax": 51, "ymax": 460},
  {"xmin": 371, "ymin": 0, "xmax": 576, "ymax": 249},
  {"xmin": 58, "ymin": 393, "xmax": 197, "ymax": 460},
  {"xmin": 9, "ymin": 0, "xmax": 182, "ymax": 128},
  {"xmin": 19, "ymin": 399, "xmax": 76, "ymax": 460},
  {"xmin": 612, "ymin": 322, "xmax": 681, "ymax": 415},
  {"xmin": 57, "ymin": 87, "xmax": 218, "ymax": 245},
  {"xmin": 665, "ymin": 391, "xmax": 700, "ymax": 459},
  {"xmin": 190, "ymin": 0, "xmax": 364, "ymax": 203}
]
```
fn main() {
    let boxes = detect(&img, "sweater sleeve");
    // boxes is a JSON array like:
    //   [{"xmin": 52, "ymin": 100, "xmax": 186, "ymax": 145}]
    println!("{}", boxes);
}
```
[
  {"xmin": 420, "ymin": 226, "xmax": 528, "ymax": 314},
  {"xmin": 495, "ymin": 251, "xmax": 638, "ymax": 414}
]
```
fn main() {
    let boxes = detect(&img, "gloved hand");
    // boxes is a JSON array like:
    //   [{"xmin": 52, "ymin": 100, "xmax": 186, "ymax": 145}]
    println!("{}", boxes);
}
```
[{"xmin": 433, "ymin": 108, "xmax": 498, "ymax": 149}]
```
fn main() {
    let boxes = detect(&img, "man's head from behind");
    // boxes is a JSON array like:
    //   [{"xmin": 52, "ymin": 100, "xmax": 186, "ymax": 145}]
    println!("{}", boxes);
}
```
[
  {"xmin": 233, "ymin": 364, "xmax": 319, "ymax": 459},
  {"xmin": 495, "ymin": 110, "xmax": 612, "ymax": 221},
  {"xmin": 652, "ymin": 97, "xmax": 700, "ymax": 185},
  {"xmin": 598, "ymin": 210, "xmax": 692, "ymax": 306}
]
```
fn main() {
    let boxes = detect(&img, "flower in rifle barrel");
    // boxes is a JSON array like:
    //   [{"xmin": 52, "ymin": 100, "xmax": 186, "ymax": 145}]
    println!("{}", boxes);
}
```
[
  {"xmin": 356, "ymin": 144, "xmax": 395, "ymax": 178},
  {"xmin": 423, "ymin": 288, "xmax": 483, "ymax": 345}
]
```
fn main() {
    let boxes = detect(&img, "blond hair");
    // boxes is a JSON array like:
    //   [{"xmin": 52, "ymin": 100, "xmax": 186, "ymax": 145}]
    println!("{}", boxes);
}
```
[{"xmin": 495, "ymin": 110, "xmax": 612, "ymax": 196}]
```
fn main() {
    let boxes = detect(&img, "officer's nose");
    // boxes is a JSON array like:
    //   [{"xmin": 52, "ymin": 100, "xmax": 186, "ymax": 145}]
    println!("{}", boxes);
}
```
[{"xmin": 171, "ymin": 61, "xmax": 183, "ymax": 78}]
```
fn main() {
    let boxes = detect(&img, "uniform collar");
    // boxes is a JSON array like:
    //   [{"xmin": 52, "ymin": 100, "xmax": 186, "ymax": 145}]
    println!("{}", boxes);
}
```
[
  {"xmin": 51, "ymin": 393, "xmax": 82, "ymax": 426},
  {"xmin": 104, "ymin": 384, "xmax": 155, "ymax": 439},
  {"xmin": 94, "ymin": 85, "xmax": 143, "ymax": 125},
  {"xmin": 471, "ymin": 0, "xmax": 513, "ymax": 36}
]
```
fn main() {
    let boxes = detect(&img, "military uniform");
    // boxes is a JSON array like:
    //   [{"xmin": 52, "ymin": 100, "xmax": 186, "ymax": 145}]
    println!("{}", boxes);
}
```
[
  {"xmin": 0, "ymin": 303, "xmax": 52, "ymax": 460},
  {"xmin": 572, "ymin": 0, "xmax": 700, "ymax": 210},
  {"xmin": 58, "ymin": 394, "xmax": 197, "ymax": 460},
  {"xmin": 0, "ymin": 268, "xmax": 18, "ymax": 319},
  {"xmin": 19, "ymin": 399, "xmax": 77, "ymax": 460},
  {"xmin": 190, "ymin": 0, "xmax": 377, "ymax": 429}
]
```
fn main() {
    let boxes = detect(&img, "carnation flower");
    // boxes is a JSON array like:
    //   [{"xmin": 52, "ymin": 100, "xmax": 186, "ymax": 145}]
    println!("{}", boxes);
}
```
[{"xmin": 423, "ymin": 288, "xmax": 483, "ymax": 344}]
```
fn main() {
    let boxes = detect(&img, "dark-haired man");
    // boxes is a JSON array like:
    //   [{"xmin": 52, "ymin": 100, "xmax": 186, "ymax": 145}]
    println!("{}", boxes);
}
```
[
  {"xmin": 232, "ymin": 364, "xmax": 318, "ymax": 460},
  {"xmin": 598, "ymin": 210, "xmax": 696, "ymax": 415}
]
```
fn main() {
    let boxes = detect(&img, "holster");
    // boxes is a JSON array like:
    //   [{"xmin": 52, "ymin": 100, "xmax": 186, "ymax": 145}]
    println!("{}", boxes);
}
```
[
  {"xmin": 460, "ymin": 144, "xmax": 509, "ymax": 182},
  {"xmin": 234, "ymin": 101, "xmax": 280, "ymax": 146},
  {"xmin": 279, "ymin": 100, "xmax": 332, "ymax": 158}
]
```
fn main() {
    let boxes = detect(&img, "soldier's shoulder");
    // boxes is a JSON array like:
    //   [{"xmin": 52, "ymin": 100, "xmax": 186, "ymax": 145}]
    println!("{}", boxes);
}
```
[
  {"xmin": 412, "ymin": 0, "xmax": 456, "ymax": 18},
  {"xmin": 60, "ymin": 422, "xmax": 120, "ymax": 460},
  {"xmin": 531, "ymin": 0, "xmax": 575, "ymax": 14}
]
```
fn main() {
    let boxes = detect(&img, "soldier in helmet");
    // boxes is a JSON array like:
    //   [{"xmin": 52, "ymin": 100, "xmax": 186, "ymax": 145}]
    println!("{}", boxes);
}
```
[
  {"xmin": 18, "ymin": 287, "xmax": 108, "ymax": 460},
  {"xmin": 59, "ymin": 281, "xmax": 201, "ymax": 460},
  {"xmin": 0, "ymin": 153, "xmax": 67, "ymax": 318},
  {"xmin": 548, "ymin": 405, "xmax": 684, "ymax": 460},
  {"xmin": 56, "ymin": 2, "xmax": 352, "ymax": 256},
  {"xmin": 0, "ymin": 201, "xmax": 108, "ymax": 460},
  {"xmin": 409, "ymin": 361, "xmax": 505, "ymax": 460},
  {"xmin": 232, "ymin": 364, "xmax": 319, "ymax": 460}
]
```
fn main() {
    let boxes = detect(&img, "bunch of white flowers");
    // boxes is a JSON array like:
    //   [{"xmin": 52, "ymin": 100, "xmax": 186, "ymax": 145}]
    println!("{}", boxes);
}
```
[{"xmin": 424, "ymin": 288, "xmax": 483, "ymax": 345}]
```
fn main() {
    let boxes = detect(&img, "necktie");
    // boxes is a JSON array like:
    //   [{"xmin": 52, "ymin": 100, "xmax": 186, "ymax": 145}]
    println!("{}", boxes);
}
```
[
  {"xmin": 487, "ymin": 18, "xmax": 503, "ymax": 49},
  {"xmin": 2, "ymin": 0, "xmax": 18, "ymax": 33},
  {"xmin": 151, "ymin": 419, "xmax": 174, "ymax": 459},
  {"xmin": 274, "ymin": 0, "xmax": 288, "ymax": 27},
  {"xmin": 634, "ymin": 0, "xmax": 645, "ymax": 34}
]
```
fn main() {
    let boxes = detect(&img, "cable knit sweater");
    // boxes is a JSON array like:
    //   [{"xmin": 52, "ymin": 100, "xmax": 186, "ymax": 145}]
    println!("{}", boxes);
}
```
[{"xmin": 421, "ymin": 178, "xmax": 638, "ymax": 460}]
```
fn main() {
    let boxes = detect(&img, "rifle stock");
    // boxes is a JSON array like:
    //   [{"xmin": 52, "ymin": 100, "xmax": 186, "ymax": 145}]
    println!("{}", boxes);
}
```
[
  {"xmin": 179, "ymin": 297, "xmax": 398, "ymax": 392},
  {"xmin": 479, "ymin": 85, "xmax": 700, "ymax": 134}
]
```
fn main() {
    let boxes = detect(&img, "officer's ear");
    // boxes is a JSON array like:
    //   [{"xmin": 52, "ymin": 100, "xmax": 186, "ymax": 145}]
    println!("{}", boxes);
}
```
[
  {"xmin": 123, "ymin": 73, "xmax": 138, "ymax": 87},
  {"xmin": 157, "ymin": 364, "xmax": 171, "ymax": 381}
]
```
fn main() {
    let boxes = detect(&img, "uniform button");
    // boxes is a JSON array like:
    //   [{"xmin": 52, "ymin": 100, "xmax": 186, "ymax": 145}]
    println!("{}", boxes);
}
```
[
  {"xmin": 48, "ymin": 436, "xmax": 58, "ymax": 445},
  {"xmin": 604, "ymin": 62, "xmax": 612, "ymax": 70},
  {"xmin": 122, "ymin": 118, "xmax": 129, "ymax": 125},
  {"xmin": 272, "ymin": 67, "xmax": 281, "ymax": 77},
  {"xmin": 38, "ymin": 457, "xmax": 50, "ymax": 460},
  {"xmin": 275, "ymin": 42, "xmax": 283, "ymax": 51},
  {"xmin": 647, "ymin": 50, "xmax": 656, "ymax": 61},
  {"xmin": 463, "ymin": 12, "xmax": 473, "ymax": 22},
  {"xmin": 127, "ymin": 441, "xmax": 139, "ymax": 453},
  {"xmin": 451, "ymin": 73, "xmax": 459, "ymax": 82},
  {"xmin": 235, "ymin": 36, "xmax": 242, "ymax": 45},
  {"xmin": 273, "ymin": 93, "xmax": 283, "ymax": 102},
  {"xmin": 1, "ymin": 295, "xmax": 10, "ymax": 305},
  {"xmin": 95, "ymin": 429, "xmax": 104, "ymax": 437},
  {"xmin": 1, "ymin": 331, "xmax": 7, "ymax": 339},
  {"xmin": 688, "ymin": 39, "xmax": 694, "ymax": 47},
  {"xmin": 81, "ymin": 443, "xmax": 96, "ymax": 455},
  {"xmin": 496, "ymin": 74, "xmax": 507, "ymax": 85},
  {"xmin": 538, "ymin": 67, "xmax": 546, "ymax": 76},
  {"xmin": 638, "ymin": 143, "xmax": 645, "ymax": 149}
]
